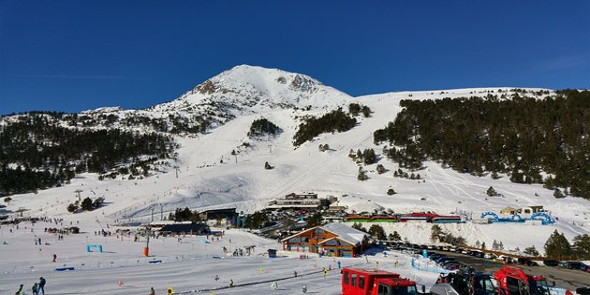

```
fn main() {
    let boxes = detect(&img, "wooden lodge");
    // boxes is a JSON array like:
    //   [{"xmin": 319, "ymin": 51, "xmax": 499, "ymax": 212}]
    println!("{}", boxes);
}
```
[{"xmin": 280, "ymin": 222, "xmax": 369, "ymax": 257}]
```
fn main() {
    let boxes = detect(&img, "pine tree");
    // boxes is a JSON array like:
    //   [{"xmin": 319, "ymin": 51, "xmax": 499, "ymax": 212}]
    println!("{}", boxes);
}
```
[
  {"xmin": 486, "ymin": 186, "xmax": 497, "ymax": 197},
  {"xmin": 553, "ymin": 189, "xmax": 564, "ymax": 198},
  {"xmin": 389, "ymin": 231, "xmax": 402, "ymax": 242},
  {"xmin": 573, "ymin": 234, "xmax": 590, "ymax": 259},
  {"xmin": 524, "ymin": 245, "xmax": 540, "ymax": 257},
  {"xmin": 431, "ymin": 225, "xmax": 443, "ymax": 243},
  {"xmin": 81, "ymin": 197, "xmax": 93, "ymax": 211},
  {"xmin": 368, "ymin": 224, "xmax": 386, "ymax": 240},
  {"xmin": 544, "ymin": 230, "xmax": 572, "ymax": 259}
]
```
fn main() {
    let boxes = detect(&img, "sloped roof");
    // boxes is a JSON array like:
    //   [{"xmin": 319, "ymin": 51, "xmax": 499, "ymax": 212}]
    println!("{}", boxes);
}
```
[
  {"xmin": 321, "ymin": 222, "xmax": 368, "ymax": 246},
  {"xmin": 346, "ymin": 202, "xmax": 384, "ymax": 214},
  {"xmin": 280, "ymin": 222, "xmax": 368, "ymax": 246}
]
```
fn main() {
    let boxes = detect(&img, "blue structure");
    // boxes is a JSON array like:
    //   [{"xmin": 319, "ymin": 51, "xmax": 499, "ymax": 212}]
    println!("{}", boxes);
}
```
[
  {"xmin": 531, "ymin": 212, "xmax": 555, "ymax": 225},
  {"xmin": 480, "ymin": 211, "xmax": 524, "ymax": 223},
  {"xmin": 481, "ymin": 211, "xmax": 499, "ymax": 222},
  {"xmin": 236, "ymin": 215, "xmax": 248, "ymax": 228},
  {"xmin": 267, "ymin": 249, "xmax": 277, "ymax": 258},
  {"xmin": 86, "ymin": 244, "xmax": 103, "ymax": 252},
  {"xmin": 481, "ymin": 211, "xmax": 554, "ymax": 225}
]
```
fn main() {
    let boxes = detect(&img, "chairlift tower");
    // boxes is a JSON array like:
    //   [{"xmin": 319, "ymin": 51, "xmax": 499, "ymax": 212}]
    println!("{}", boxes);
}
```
[
  {"xmin": 173, "ymin": 166, "xmax": 180, "ymax": 178},
  {"xmin": 74, "ymin": 189, "xmax": 84, "ymax": 201}
]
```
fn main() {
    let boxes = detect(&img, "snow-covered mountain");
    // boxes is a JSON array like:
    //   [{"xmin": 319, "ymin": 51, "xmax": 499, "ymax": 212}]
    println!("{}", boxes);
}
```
[
  {"xmin": 151, "ymin": 65, "xmax": 351, "ymax": 114},
  {"xmin": 61, "ymin": 65, "xmax": 352, "ymax": 134},
  {"xmin": 2, "ymin": 65, "xmax": 589, "ymax": 255}
]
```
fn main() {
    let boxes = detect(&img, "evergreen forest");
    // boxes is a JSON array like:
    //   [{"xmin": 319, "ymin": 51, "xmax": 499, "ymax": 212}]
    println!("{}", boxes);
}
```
[
  {"xmin": 293, "ymin": 109, "xmax": 356, "ymax": 146},
  {"xmin": 0, "ymin": 113, "xmax": 175, "ymax": 196},
  {"xmin": 374, "ymin": 90, "xmax": 590, "ymax": 199}
]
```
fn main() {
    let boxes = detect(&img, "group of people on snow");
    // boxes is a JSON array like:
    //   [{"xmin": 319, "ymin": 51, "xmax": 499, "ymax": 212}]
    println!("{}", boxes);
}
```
[{"xmin": 15, "ymin": 277, "xmax": 45, "ymax": 295}]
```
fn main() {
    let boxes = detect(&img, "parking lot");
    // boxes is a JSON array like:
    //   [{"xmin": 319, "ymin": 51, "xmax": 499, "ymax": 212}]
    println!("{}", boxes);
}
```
[{"xmin": 426, "ymin": 250, "xmax": 589, "ymax": 290}]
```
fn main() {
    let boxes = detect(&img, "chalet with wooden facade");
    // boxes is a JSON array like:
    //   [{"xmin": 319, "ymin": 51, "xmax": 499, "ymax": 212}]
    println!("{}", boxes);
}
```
[{"xmin": 280, "ymin": 222, "xmax": 369, "ymax": 257}]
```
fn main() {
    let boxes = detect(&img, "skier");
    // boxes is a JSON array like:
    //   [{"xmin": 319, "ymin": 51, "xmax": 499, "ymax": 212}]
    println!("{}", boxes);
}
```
[
  {"xmin": 39, "ymin": 277, "xmax": 46, "ymax": 295},
  {"xmin": 166, "ymin": 287, "xmax": 174, "ymax": 294},
  {"xmin": 52, "ymin": 254, "xmax": 57, "ymax": 263},
  {"xmin": 38, "ymin": 277, "xmax": 46, "ymax": 294},
  {"xmin": 149, "ymin": 287, "xmax": 155, "ymax": 295},
  {"xmin": 229, "ymin": 279, "xmax": 234, "ymax": 287}
]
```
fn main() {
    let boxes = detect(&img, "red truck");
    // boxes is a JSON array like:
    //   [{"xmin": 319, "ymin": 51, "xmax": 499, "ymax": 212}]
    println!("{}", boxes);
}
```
[
  {"xmin": 493, "ymin": 266, "xmax": 551, "ymax": 295},
  {"xmin": 341, "ymin": 267, "xmax": 419, "ymax": 295}
]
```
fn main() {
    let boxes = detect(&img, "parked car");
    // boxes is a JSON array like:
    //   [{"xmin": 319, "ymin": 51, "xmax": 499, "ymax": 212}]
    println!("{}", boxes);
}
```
[
  {"xmin": 543, "ymin": 260, "xmax": 559, "ymax": 267},
  {"xmin": 484, "ymin": 253, "xmax": 497, "ymax": 259},
  {"xmin": 500, "ymin": 256, "xmax": 516, "ymax": 264},
  {"xmin": 443, "ymin": 263, "xmax": 462, "ymax": 270},
  {"xmin": 436, "ymin": 257, "xmax": 457, "ymax": 265},
  {"xmin": 428, "ymin": 253, "xmax": 444, "ymax": 260},
  {"xmin": 440, "ymin": 259, "xmax": 459, "ymax": 267},
  {"xmin": 560, "ymin": 261, "xmax": 585, "ymax": 270},
  {"xmin": 517, "ymin": 257, "xmax": 537, "ymax": 266},
  {"xmin": 475, "ymin": 252, "xmax": 485, "ymax": 258}
]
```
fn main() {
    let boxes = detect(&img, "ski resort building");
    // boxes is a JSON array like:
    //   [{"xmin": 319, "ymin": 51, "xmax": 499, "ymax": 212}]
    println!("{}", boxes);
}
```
[
  {"xmin": 517, "ymin": 205, "xmax": 545, "ymax": 214},
  {"xmin": 198, "ymin": 208, "xmax": 238, "ymax": 226},
  {"xmin": 158, "ymin": 223, "xmax": 209, "ymax": 235},
  {"xmin": 280, "ymin": 222, "xmax": 369, "ymax": 257},
  {"xmin": 500, "ymin": 207, "xmax": 518, "ymax": 215},
  {"xmin": 266, "ymin": 192, "xmax": 330, "ymax": 211}
]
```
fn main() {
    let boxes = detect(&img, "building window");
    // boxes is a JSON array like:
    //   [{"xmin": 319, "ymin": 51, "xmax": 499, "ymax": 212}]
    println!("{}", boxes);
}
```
[
  {"xmin": 343, "ymin": 271, "xmax": 349, "ymax": 284},
  {"xmin": 358, "ymin": 275, "xmax": 365, "ymax": 289},
  {"xmin": 351, "ymin": 273, "xmax": 357, "ymax": 287},
  {"xmin": 313, "ymin": 229, "xmax": 324, "ymax": 235}
]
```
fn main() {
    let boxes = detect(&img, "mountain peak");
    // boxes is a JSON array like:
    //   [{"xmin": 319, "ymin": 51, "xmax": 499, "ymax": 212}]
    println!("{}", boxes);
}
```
[
  {"xmin": 209, "ymin": 64, "xmax": 324, "ymax": 94},
  {"xmin": 151, "ymin": 65, "xmax": 351, "ymax": 115}
]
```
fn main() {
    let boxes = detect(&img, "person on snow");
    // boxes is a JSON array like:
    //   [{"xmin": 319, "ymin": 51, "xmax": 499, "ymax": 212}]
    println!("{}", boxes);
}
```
[
  {"xmin": 39, "ymin": 277, "xmax": 46, "ymax": 295},
  {"xmin": 149, "ymin": 287, "xmax": 155, "ymax": 295},
  {"xmin": 15, "ymin": 284, "xmax": 24, "ymax": 295},
  {"xmin": 32, "ymin": 282, "xmax": 39, "ymax": 295},
  {"xmin": 166, "ymin": 287, "xmax": 174, "ymax": 294}
]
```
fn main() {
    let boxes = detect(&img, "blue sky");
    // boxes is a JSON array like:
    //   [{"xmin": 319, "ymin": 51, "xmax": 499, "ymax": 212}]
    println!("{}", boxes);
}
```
[{"xmin": 1, "ymin": 0, "xmax": 589, "ymax": 115}]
